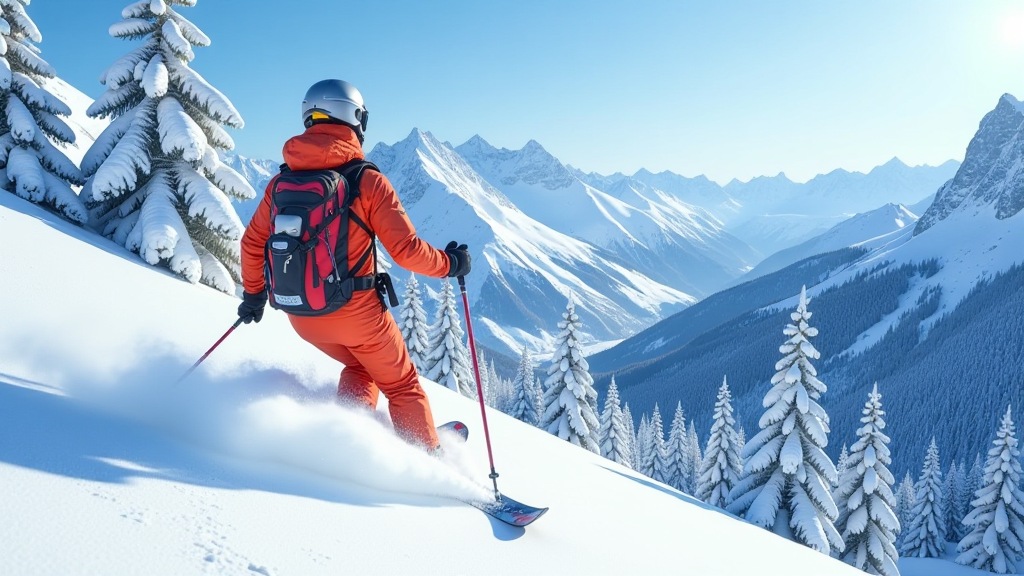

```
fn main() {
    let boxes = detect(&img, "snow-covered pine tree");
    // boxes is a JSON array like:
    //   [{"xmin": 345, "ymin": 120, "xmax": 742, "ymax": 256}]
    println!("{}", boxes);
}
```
[
  {"xmin": 488, "ymin": 361, "xmax": 509, "ymax": 412},
  {"xmin": 540, "ymin": 297, "xmax": 600, "ymax": 452},
  {"xmin": 82, "ymin": 0, "xmax": 255, "ymax": 291},
  {"xmin": 901, "ymin": 438, "xmax": 945, "ymax": 558},
  {"xmin": 953, "ymin": 460, "xmax": 972, "ymax": 541},
  {"xmin": 727, "ymin": 286, "xmax": 843, "ymax": 555},
  {"xmin": 737, "ymin": 426, "xmax": 746, "ymax": 455},
  {"xmin": 697, "ymin": 377, "xmax": 743, "ymax": 508},
  {"xmin": 534, "ymin": 377, "xmax": 544, "ymax": 425},
  {"xmin": 508, "ymin": 348, "xmax": 539, "ymax": 425},
  {"xmin": 687, "ymin": 422, "xmax": 703, "ymax": 491},
  {"xmin": 943, "ymin": 461, "xmax": 962, "ymax": 542},
  {"xmin": 646, "ymin": 404, "xmax": 670, "ymax": 483},
  {"xmin": 622, "ymin": 403, "xmax": 638, "ymax": 469},
  {"xmin": 0, "ymin": 1, "xmax": 86, "ymax": 223},
  {"xmin": 956, "ymin": 406, "xmax": 1024, "ymax": 574},
  {"xmin": 476, "ymin": 348, "xmax": 491, "ymax": 406},
  {"xmin": 398, "ymin": 274, "xmax": 430, "ymax": 373},
  {"xmin": 833, "ymin": 384, "xmax": 899, "ymax": 576},
  {"xmin": 598, "ymin": 376, "xmax": 632, "ymax": 468},
  {"xmin": 967, "ymin": 453, "xmax": 984, "ymax": 500},
  {"xmin": 835, "ymin": 444, "xmax": 850, "ymax": 490},
  {"xmin": 637, "ymin": 413, "xmax": 652, "ymax": 474},
  {"xmin": 895, "ymin": 471, "xmax": 917, "ymax": 540},
  {"xmin": 665, "ymin": 402, "xmax": 691, "ymax": 493},
  {"xmin": 424, "ymin": 280, "xmax": 476, "ymax": 398}
]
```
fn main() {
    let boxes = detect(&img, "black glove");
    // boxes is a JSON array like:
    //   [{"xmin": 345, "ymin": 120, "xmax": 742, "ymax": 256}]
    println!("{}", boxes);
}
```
[
  {"xmin": 445, "ymin": 241, "xmax": 471, "ymax": 278},
  {"xmin": 238, "ymin": 290, "xmax": 268, "ymax": 324}
]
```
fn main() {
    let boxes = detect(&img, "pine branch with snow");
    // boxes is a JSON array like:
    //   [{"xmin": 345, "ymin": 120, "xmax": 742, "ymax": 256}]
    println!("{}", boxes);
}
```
[
  {"xmin": 0, "ymin": 1, "xmax": 86, "ymax": 223},
  {"xmin": 697, "ymin": 378, "xmax": 743, "ymax": 508},
  {"xmin": 833, "ymin": 384, "xmax": 900, "ymax": 576},
  {"xmin": 81, "ymin": 0, "xmax": 254, "ymax": 292},
  {"xmin": 598, "ymin": 377, "xmax": 632, "ymax": 468},
  {"xmin": 398, "ymin": 274, "xmax": 430, "ymax": 373},
  {"xmin": 423, "ymin": 280, "xmax": 476, "ymax": 399},
  {"xmin": 727, "ymin": 287, "xmax": 843, "ymax": 555},
  {"xmin": 508, "ymin": 348, "xmax": 540, "ymax": 425},
  {"xmin": 540, "ymin": 297, "xmax": 600, "ymax": 453},
  {"xmin": 665, "ymin": 402, "xmax": 691, "ymax": 493},
  {"xmin": 956, "ymin": 406, "xmax": 1024, "ymax": 574},
  {"xmin": 901, "ymin": 438, "xmax": 945, "ymax": 559}
]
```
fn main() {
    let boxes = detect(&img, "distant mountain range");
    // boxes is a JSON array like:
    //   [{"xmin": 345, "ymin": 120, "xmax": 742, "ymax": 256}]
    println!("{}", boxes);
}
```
[
  {"xmin": 219, "ymin": 129, "xmax": 958, "ymax": 357},
  {"xmin": 589, "ymin": 94, "xmax": 1024, "ymax": 477},
  {"xmin": 367, "ymin": 129, "xmax": 696, "ymax": 355}
]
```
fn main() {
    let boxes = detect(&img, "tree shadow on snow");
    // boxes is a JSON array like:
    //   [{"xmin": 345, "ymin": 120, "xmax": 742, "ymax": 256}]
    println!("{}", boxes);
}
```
[
  {"xmin": 598, "ymin": 465, "xmax": 741, "ymax": 520},
  {"xmin": 0, "ymin": 368, "xmax": 459, "ymax": 516}
]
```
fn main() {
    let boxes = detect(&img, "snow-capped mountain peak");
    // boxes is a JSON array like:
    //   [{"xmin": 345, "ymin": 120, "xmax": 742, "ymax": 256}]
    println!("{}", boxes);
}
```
[
  {"xmin": 370, "ymin": 128, "xmax": 698, "ymax": 355},
  {"xmin": 453, "ymin": 134, "xmax": 576, "ymax": 190},
  {"xmin": 916, "ymin": 94, "xmax": 1024, "ymax": 233}
]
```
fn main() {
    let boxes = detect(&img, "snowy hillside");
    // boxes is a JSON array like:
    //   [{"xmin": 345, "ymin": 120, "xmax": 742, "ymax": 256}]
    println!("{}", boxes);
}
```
[
  {"xmin": 369, "ymin": 129, "xmax": 696, "ymax": 355},
  {"xmin": 741, "ymin": 203, "xmax": 920, "ymax": 281},
  {"xmin": 0, "ymin": 191, "xmax": 861, "ymax": 576},
  {"xmin": 455, "ymin": 135, "xmax": 759, "ymax": 296},
  {"xmin": 591, "ymin": 93, "xmax": 1024, "ymax": 485}
]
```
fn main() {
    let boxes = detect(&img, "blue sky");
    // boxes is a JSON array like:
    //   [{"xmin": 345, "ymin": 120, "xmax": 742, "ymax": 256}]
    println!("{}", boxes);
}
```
[{"xmin": 30, "ymin": 0, "xmax": 1024, "ymax": 183}]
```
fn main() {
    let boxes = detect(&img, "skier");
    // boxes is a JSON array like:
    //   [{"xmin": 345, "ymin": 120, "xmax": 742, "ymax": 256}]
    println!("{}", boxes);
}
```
[{"xmin": 237, "ymin": 79, "xmax": 471, "ymax": 453}]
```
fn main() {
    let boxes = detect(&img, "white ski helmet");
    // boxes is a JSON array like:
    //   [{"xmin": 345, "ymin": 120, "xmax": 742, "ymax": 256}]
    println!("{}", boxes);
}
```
[{"xmin": 301, "ymin": 79, "xmax": 369, "ymax": 140}]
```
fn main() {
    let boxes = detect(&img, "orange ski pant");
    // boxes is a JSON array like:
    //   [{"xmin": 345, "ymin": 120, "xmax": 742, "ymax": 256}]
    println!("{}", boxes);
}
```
[{"xmin": 287, "ymin": 292, "xmax": 439, "ymax": 449}]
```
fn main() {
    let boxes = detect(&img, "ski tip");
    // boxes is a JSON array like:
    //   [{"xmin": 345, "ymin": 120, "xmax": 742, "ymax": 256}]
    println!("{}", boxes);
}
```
[
  {"xmin": 438, "ymin": 420, "xmax": 469, "ymax": 442},
  {"xmin": 468, "ymin": 495, "xmax": 548, "ymax": 527}
]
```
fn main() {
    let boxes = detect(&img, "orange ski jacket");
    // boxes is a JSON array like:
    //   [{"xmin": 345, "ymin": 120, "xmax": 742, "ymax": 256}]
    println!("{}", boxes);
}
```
[{"xmin": 240, "ymin": 124, "xmax": 451, "ymax": 297}]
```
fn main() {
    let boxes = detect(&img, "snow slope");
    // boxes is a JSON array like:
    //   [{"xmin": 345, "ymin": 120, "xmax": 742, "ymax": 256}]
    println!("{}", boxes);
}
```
[{"xmin": 0, "ymin": 191, "xmax": 860, "ymax": 575}]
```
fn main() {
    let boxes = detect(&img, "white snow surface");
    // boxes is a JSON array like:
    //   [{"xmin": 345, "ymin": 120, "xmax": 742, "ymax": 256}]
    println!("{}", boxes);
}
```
[{"xmin": 0, "ymin": 183, "xmax": 863, "ymax": 576}]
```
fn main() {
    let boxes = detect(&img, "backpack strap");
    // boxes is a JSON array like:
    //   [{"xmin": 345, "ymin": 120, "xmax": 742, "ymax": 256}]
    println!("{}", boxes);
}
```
[{"xmin": 333, "ymin": 156, "xmax": 393, "ymax": 307}]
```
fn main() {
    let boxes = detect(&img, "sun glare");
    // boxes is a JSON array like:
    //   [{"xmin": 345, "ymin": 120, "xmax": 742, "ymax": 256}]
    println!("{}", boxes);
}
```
[{"xmin": 998, "ymin": 9, "xmax": 1024, "ymax": 48}]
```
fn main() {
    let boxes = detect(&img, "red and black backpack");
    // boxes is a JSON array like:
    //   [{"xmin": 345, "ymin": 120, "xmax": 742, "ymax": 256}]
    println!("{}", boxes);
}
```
[{"xmin": 264, "ymin": 159, "xmax": 396, "ymax": 316}]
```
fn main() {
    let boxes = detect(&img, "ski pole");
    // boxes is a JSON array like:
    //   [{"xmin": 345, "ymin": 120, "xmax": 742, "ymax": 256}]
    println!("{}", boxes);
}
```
[
  {"xmin": 175, "ymin": 317, "xmax": 244, "ymax": 384},
  {"xmin": 457, "ymin": 275, "xmax": 502, "ymax": 501}
]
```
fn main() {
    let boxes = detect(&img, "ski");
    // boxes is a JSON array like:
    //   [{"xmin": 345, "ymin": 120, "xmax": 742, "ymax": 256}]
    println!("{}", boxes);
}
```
[
  {"xmin": 437, "ymin": 420, "xmax": 469, "ymax": 442},
  {"xmin": 466, "ymin": 494, "xmax": 548, "ymax": 527},
  {"xmin": 437, "ymin": 421, "xmax": 548, "ymax": 526}
]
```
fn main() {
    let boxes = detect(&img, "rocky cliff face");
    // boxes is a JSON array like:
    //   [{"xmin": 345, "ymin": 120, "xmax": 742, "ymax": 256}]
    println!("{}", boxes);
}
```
[{"xmin": 916, "ymin": 95, "xmax": 1024, "ymax": 234}]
